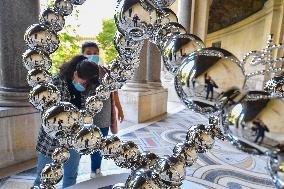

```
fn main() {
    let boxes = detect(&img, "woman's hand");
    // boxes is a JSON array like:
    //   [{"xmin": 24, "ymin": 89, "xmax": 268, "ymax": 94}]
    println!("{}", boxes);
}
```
[{"xmin": 117, "ymin": 108, "xmax": 124, "ymax": 123}]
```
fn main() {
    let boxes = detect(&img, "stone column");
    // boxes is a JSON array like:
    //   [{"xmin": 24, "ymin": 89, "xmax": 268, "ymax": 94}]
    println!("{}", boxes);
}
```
[
  {"xmin": 147, "ymin": 42, "xmax": 162, "ymax": 87},
  {"xmin": 0, "ymin": 0, "xmax": 40, "ymax": 106},
  {"xmin": 124, "ymin": 40, "xmax": 149, "ymax": 91},
  {"xmin": 0, "ymin": 0, "xmax": 41, "ymax": 174},
  {"xmin": 119, "ymin": 41, "xmax": 168, "ymax": 123},
  {"xmin": 178, "ymin": 0, "xmax": 192, "ymax": 32},
  {"xmin": 192, "ymin": 0, "xmax": 213, "ymax": 41}
]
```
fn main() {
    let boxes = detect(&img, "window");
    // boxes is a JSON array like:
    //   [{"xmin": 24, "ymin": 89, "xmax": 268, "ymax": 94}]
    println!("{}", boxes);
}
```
[{"xmin": 212, "ymin": 41, "xmax": 221, "ymax": 48}]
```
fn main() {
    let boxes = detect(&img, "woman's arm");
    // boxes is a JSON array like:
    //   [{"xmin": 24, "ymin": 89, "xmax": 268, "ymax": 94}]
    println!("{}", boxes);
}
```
[{"xmin": 113, "ymin": 91, "xmax": 124, "ymax": 122}]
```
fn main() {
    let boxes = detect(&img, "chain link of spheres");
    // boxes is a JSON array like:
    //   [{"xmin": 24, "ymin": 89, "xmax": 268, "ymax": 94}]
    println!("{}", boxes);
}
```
[{"xmin": 23, "ymin": 0, "xmax": 284, "ymax": 188}]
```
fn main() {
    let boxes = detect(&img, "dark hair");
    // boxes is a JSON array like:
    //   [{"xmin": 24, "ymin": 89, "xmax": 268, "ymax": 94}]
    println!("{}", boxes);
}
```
[
  {"xmin": 59, "ymin": 55, "xmax": 99, "ymax": 83},
  {"xmin": 81, "ymin": 41, "xmax": 99, "ymax": 53}
]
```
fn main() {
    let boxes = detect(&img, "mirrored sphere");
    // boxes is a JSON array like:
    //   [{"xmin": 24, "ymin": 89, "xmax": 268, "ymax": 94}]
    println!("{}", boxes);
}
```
[
  {"xmin": 225, "ymin": 91, "xmax": 284, "ymax": 153},
  {"xmin": 101, "ymin": 135, "xmax": 122, "ymax": 159},
  {"xmin": 125, "ymin": 168, "xmax": 160, "ymax": 189},
  {"xmin": 52, "ymin": 147, "xmax": 70, "ymax": 164},
  {"xmin": 137, "ymin": 152, "xmax": 159, "ymax": 169},
  {"xmin": 54, "ymin": 0, "xmax": 73, "ymax": 16},
  {"xmin": 153, "ymin": 22, "xmax": 186, "ymax": 49},
  {"xmin": 40, "ymin": 163, "xmax": 63, "ymax": 185},
  {"xmin": 42, "ymin": 102, "xmax": 80, "ymax": 136},
  {"xmin": 96, "ymin": 85, "xmax": 111, "ymax": 100},
  {"xmin": 27, "ymin": 69, "xmax": 52, "ymax": 87},
  {"xmin": 174, "ymin": 47, "xmax": 245, "ymax": 114},
  {"xmin": 24, "ymin": 24, "xmax": 59, "ymax": 54},
  {"xmin": 152, "ymin": 156, "xmax": 186, "ymax": 187},
  {"xmin": 114, "ymin": 31, "xmax": 144, "ymax": 60},
  {"xmin": 29, "ymin": 84, "xmax": 61, "ymax": 111},
  {"xmin": 264, "ymin": 75, "xmax": 284, "ymax": 96},
  {"xmin": 143, "ymin": 0, "xmax": 176, "ymax": 9},
  {"xmin": 73, "ymin": 125, "xmax": 102, "ymax": 155},
  {"xmin": 162, "ymin": 33, "xmax": 205, "ymax": 74},
  {"xmin": 85, "ymin": 96, "xmax": 104, "ymax": 114},
  {"xmin": 115, "ymin": 141, "xmax": 141, "ymax": 168},
  {"xmin": 67, "ymin": 0, "xmax": 86, "ymax": 5},
  {"xmin": 115, "ymin": 0, "xmax": 151, "ymax": 41},
  {"xmin": 40, "ymin": 8, "xmax": 65, "ymax": 32},
  {"xmin": 22, "ymin": 49, "xmax": 51, "ymax": 71},
  {"xmin": 173, "ymin": 142, "xmax": 197, "ymax": 166}
]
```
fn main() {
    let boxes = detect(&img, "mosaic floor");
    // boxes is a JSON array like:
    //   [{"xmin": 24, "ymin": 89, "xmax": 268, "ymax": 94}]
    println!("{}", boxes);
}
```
[{"xmin": 0, "ymin": 103, "xmax": 276, "ymax": 189}]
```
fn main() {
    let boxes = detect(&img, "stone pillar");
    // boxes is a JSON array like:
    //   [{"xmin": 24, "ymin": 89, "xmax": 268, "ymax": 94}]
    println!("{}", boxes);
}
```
[
  {"xmin": 0, "ymin": 0, "xmax": 41, "ymax": 175},
  {"xmin": 147, "ymin": 42, "xmax": 162, "ymax": 87},
  {"xmin": 119, "ymin": 42, "xmax": 168, "ymax": 123},
  {"xmin": 127, "ymin": 40, "xmax": 148, "ymax": 84},
  {"xmin": 192, "ymin": 0, "xmax": 213, "ymax": 41},
  {"xmin": 0, "ymin": 0, "xmax": 40, "ymax": 106},
  {"xmin": 178, "ymin": 0, "xmax": 192, "ymax": 32}
]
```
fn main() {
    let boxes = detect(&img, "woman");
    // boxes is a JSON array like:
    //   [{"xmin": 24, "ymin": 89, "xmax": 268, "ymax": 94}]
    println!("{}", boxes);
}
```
[
  {"xmin": 33, "ymin": 55, "xmax": 100, "ymax": 188},
  {"xmin": 81, "ymin": 41, "xmax": 124, "ymax": 178}
]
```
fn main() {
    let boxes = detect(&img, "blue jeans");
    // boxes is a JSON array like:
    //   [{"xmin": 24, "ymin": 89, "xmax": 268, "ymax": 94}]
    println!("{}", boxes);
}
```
[
  {"xmin": 33, "ymin": 149, "xmax": 81, "ymax": 189},
  {"xmin": 90, "ymin": 127, "xmax": 109, "ymax": 172}
]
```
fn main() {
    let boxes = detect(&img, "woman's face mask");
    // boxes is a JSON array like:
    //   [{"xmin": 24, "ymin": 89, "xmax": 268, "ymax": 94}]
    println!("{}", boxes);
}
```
[
  {"xmin": 72, "ymin": 80, "xmax": 86, "ymax": 92},
  {"xmin": 86, "ymin": 55, "xmax": 100, "ymax": 64}
]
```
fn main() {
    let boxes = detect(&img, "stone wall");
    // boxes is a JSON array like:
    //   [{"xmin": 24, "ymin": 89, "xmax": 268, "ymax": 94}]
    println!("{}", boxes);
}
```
[{"xmin": 0, "ymin": 107, "xmax": 41, "ymax": 170}]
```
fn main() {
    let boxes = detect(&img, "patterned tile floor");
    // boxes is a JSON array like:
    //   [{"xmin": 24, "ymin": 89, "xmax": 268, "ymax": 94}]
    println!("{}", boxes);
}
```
[{"xmin": 0, "ymin": 103, "xmax": 276, "ymax": 189}]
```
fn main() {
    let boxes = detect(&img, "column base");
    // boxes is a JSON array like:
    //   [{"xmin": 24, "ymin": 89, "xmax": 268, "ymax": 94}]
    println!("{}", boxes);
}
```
[
  {"xmin": 0, "ymin": 91, "xmax": 30, "ymax": 107},
  {"xmin": 119, "ymin": 86, "xmax": 168, "ymax": 123},
  {"xmin": 0, "ymin": 107, "xmax": 41, "ymax": 171}
]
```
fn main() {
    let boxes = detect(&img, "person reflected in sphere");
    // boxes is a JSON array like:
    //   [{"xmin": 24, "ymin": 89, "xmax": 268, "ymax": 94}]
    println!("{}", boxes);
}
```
[
  {"xmin": 205, "ymin": 75, "xmax": 218, "ymax": 100},
  {"xmin": 253, "ymin": 119, "xmax": 269, "ymax": 144},
  {"xmin": 128, "ymin": 7, "xmax": 133, "ymax": 17},
  {"xmin": 132, "ymin": 14, "xmax": 140, "ymax": 27}
]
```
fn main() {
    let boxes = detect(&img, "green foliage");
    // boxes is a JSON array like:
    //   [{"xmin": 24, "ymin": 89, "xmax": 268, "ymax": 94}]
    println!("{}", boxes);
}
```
[
  {"xmin": 50, "ymin": 25, "xmax": 81, "ymax": 74},
  {"xmin": 48, "ymin": 8, "xmax": 81, "ymax": 74},
  {"xmin": 96, "ymin": 18, "xmax": 118, "ymax": 64}
]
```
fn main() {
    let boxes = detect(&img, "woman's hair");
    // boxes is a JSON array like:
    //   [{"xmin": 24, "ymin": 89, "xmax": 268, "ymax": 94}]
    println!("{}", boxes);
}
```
[
  {"xmin": 81, "ymin": 41, "xmax": 99, "ymax": 53},
  {"xmin": 59, "ymin": 55, "xmax": 99, "ymax": 83}
]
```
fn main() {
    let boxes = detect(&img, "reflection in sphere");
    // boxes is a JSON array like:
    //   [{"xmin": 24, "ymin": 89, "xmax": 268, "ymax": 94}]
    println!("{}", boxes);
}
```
[
  {"xmin": 114, "ymin": 31, "xmax": 143, "ymax": 60},
  {"xmin": 125, "ymin": 168, "xmax": 160, "ymax": 189},
  {"xmin": 27, "ymin": 69, "xmax": 52, "ymax": 87},
  {"xmin": 52, "ymin": 147, "xmax": 70, "ymax": 164},
  {"xmin": 40, "ymin": 8, "xmax": 65, "ymax": 32},
  {"xmin": 137, "ymin": 152, "xmax": 159, "ymax": 169},
  {"xmin": 226, "ymin": 92, "xmax": 284, "ymax": 152},
  {"xmin": 186, "ymin": 124, "xmax": 214, "ymax": 152},
  {"xmin": 115, "ymin": 0, "xmax": 152, "ymax": 41},
  {"xmin": 73, "ymin": 125, "xmax": 102, "ymax": 155},
  {"xmin": 40, "ymin": 163, "xmax": 63, "ymax": 186},
  {"xmin": 68, "ymin": 0, "xmax": 86, "ymax": 5},
  {"xmin": 24, "ymin": 24, "xmax": 59, "ymax": 54},
  {"xmin": 154, "ymin": 22, "xmax": 186, "ymax": 49},
  {"xmin": 29, "ymin": 84, "xmax": 61, "ymax": 111},
  {"xmin": 54, "ymin": 0, "xmax": 73, "ymax": 16},
  {"xmin": 85, "ymin": 96, "xmax": 104, "ymax": 114},
  {"xmin": 22, "ymin": 49, "xmax": 51, "ymax": 71},
  {"xmin": 101, "ymin": 135, "xmax": 122, "ymax": 159},
  {"xmin": 96, "ymin": 85, "xmax": 111, "ymax": 100},
  {"xmin": 143, "ymin": 0, "xmax": 176, "ymax": 9},
  {"xmin": 162, "ymin": 33, "xmax": 205, "ymax": 73},
  {"xmin": 115, "ymin": 141, "xmax": 141, "ymax": 169},
  {"xmin": 152, "ymin": 156, "xmax": 186, "ymax": 187},
  {"xmin": 175, "ymin": 47, "xmax": 245, "ymax": 114},
  {"xmin": 173, "ymin": 142, "xmax": 197, "ymax": 166},
  {"xmin": 42, "ymin": 102, "xmax": 80, "ymax": 136},
  {"xmin": 264, "ymin": 75, "xmax": 284, "ymax": 95}
]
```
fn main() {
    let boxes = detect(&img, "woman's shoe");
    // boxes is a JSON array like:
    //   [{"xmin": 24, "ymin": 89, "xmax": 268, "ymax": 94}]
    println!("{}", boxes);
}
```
[{"xmin": 90, "ymin": 169, "xmax": 102, "ymax": 178}]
